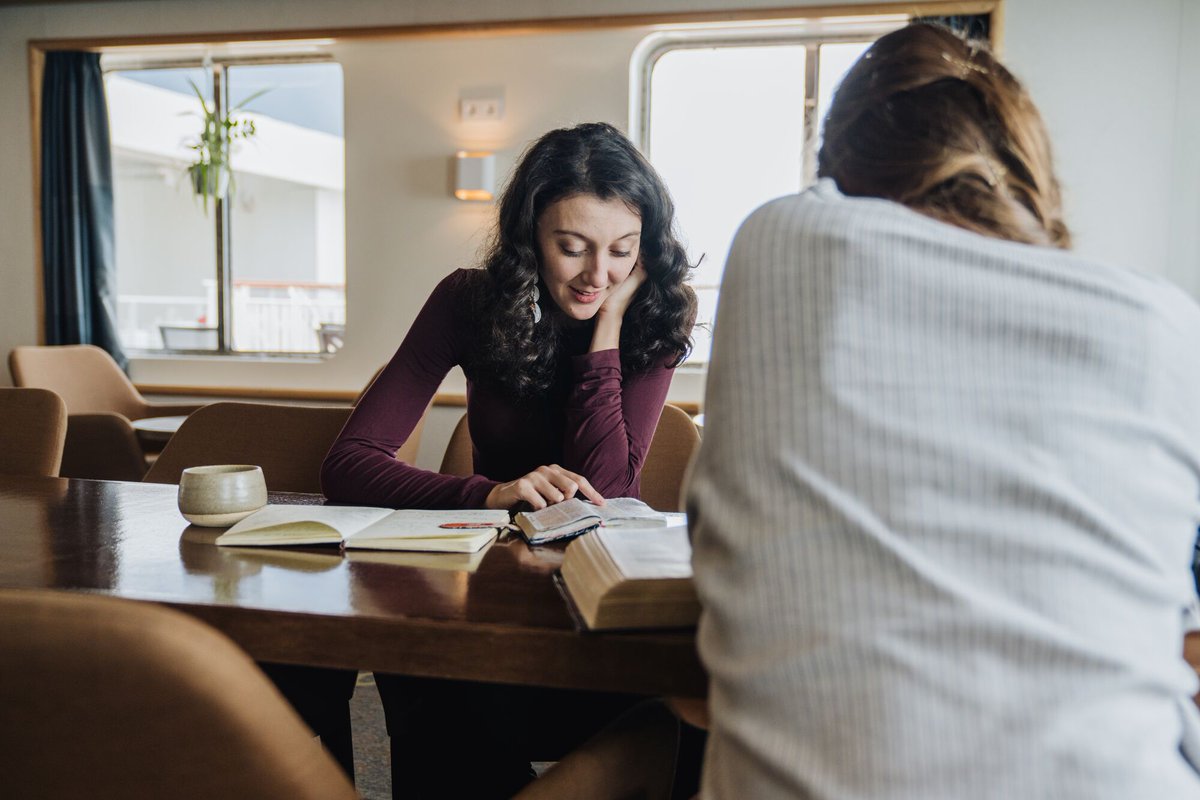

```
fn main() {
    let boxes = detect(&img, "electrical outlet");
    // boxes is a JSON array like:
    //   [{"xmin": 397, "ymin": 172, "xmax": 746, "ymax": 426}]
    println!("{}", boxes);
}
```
[{"xmin": 460, "ymin": 97, "xmax": 503, "ymax": 121}]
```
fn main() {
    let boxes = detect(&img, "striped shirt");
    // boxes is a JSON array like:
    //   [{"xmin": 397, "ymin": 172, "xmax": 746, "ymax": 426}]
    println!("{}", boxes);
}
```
[{"xmin": 688, "ymin": 180, "xmax": 1200, "ymax": 799}]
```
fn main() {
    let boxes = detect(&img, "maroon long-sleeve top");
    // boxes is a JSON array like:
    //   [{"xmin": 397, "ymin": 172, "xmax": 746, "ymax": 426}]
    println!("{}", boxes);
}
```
[{"xmin": 321, "ymin": 269, "xmax": 677, "ymax": 509}]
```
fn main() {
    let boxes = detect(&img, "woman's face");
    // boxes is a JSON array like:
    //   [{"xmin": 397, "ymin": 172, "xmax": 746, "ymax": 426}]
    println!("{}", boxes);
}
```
[{"xmin": 536, "ymin": 193, "xmax": 642, "ymax": 322}]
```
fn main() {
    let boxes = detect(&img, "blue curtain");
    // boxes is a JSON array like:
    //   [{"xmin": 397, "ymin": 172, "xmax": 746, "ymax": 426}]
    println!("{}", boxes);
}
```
[{"xmin": 41, "ymin": 51, "xmax": 127, "ymax": 370}]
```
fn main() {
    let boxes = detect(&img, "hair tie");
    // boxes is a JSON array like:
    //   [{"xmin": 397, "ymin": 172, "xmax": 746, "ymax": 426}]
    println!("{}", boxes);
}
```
[
  {"xmin": 982, "ymin": 154, "xmax": 1007, "ymax": 188},
  {"xmin": 941, "ymin": 51, "xmax": 990, "ymax": 79}
]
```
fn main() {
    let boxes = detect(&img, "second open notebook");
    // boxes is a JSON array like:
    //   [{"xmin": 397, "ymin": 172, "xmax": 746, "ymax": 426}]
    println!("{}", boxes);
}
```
[{"xmin": 214, "ymin": 505, "xmax": 511, "ymax": 553}]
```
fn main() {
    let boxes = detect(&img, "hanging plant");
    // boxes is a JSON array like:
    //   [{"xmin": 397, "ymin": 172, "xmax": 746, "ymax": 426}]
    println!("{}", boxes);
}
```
[{"xmin": 184, "ymin": 78, "xmax": 267, "ymax": 214}]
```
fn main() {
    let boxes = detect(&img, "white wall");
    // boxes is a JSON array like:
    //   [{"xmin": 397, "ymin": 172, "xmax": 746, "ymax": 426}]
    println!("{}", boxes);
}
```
[{"xmin": 1, "ymin": 0, "xmax": 1197, "ymax": 426}]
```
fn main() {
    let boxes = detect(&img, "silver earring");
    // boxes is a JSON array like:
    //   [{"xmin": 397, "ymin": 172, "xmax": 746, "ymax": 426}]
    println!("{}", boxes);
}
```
[{"xmin": 529, "ymin": 285, "xmax": 542, "ymax": 324}]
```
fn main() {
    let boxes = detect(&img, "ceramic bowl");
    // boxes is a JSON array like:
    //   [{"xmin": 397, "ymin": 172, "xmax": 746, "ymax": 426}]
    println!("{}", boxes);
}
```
[{"xmin": 177, "ymin": 465, "xmax": 268, "ymax": 527}]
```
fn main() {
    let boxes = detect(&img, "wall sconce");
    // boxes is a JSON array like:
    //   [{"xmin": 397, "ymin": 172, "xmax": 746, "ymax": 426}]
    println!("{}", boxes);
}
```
[{"xmin": 454, "ymin": 150, "xmax": 495, "ymax": 201}]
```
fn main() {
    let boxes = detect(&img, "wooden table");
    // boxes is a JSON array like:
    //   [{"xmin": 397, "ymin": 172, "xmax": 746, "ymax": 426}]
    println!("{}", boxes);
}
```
[
  {"xmin": 0, "ymin": 475, "xmax": 706, "ymax": 697},
  {"xmin": 130, "ymin": 414, "xmax": 187, "ymax": 447}
]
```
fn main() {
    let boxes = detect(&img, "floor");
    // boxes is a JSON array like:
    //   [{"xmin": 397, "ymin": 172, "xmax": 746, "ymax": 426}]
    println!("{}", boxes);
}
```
[
  {"xmin": 347, "ymin": 673, "xmax": 552, "ymax": 799},
  {"xmin": 349, "ymin": 673, "xmax": 391, "ymax": 799}
]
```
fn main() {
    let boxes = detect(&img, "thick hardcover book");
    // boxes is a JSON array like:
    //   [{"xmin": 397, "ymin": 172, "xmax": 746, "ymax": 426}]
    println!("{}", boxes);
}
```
[{"xmin": 557, "ymin": 524, "xmax": 699, "ymax": 631}]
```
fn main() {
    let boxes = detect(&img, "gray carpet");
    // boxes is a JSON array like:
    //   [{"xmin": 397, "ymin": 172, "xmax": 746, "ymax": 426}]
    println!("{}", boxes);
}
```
[{"xmin": 350, "ymin": 672, "xmax": 391, "ymax": 799}]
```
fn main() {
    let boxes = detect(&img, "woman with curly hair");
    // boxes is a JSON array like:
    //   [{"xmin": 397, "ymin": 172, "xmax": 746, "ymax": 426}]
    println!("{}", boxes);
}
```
[
  {"xmin": 322, "ymin": 121, "xmax": 694, "ymax": 511},
  {"xmin": 320, "ymin": 121, "xmax": 697, "ymax": 798}
]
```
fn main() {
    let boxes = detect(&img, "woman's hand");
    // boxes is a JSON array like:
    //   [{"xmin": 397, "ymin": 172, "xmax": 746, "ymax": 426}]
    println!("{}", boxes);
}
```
[
  {"xmin": 597, "ymin": 261, "xmax": 648, "ymax": 322},
  {"xmin": 591, "ymin": 262, "xmax": 648, "ymax": 352},
  {"xmin": 485, "ymin": 464, "xmax": 605, "ymax": 510}
]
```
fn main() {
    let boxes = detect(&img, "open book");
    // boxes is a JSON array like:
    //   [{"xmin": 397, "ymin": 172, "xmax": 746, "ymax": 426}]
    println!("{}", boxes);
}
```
[
  {"xmin": 214, "ymin": 505, "xmax": 511, "ymax": 553},
  {"xmin": 557, "ymin": 523, "xmax": 699, "ymax": 630},
  {"xmin": 514, "ymin": 497, "xmax": 667, "ymax": 545}
]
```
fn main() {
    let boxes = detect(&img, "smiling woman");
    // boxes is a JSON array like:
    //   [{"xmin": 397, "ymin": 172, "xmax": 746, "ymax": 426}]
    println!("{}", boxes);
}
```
[
  {"xmin": 318, "ymin": 120, "xmax": 696, "ymax": 798},
  {"xmin": 536, "ymin": 193, "xmax": 643, "ymax": 324},
  {"xmin": 322, "ymin": 121, "xmax": 696, "ymax": 514}
]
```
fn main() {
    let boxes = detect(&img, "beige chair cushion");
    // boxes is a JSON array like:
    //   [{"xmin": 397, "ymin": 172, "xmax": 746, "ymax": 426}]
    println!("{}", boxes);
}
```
[
  {"xmin": 0, "ymin": 387, "xmax": 67, "ymax": 477},
  {"xmin": 439, "ymin": 411, "xmax": 473, "ymax": 477},
  {"xmin": 144, "ymin": 402, "xmax": 352, "ymax": 493},
  {"xmin": 59, "ymin": 412, "xmax": 149, "ymax": 482},
  {"xmin": 640, "ymin": 405, "xmax": 701, "ymax": 512},
  {"xmin": 8, "ymin": 344, "xmax": 201, "ymax": 419},
  {"xmin": 0, "ymin": 588, "xmax": 357, "ymax": 800},
  {"xmin": 439, "ymin": 405, "xmax": 700, "ymax": 511},
  {"xmin": 144, "ymin": 401, "xmax": 424, "ymax": 493}
]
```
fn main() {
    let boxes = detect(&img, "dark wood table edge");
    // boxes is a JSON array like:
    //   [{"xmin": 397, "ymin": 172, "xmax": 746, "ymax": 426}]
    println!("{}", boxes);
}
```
[{"xmin": 137, "ymin": 597, "xmax": 708, "ymax": 698}]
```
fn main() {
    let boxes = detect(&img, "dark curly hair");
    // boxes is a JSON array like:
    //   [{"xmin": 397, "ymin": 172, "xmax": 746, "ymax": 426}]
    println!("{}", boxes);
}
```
[{"xmin": 466, "ymin": 122, "xmax": 696, "ymax": 397}]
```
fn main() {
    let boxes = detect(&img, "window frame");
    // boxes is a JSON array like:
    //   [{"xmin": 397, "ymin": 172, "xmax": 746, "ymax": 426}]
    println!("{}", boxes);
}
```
[
  {"xmin": 101, "ymin": 49, "xmax": 344, "ymax": 358},
  {"xmin": 632, "ymin": 21, "xmax": 908, "ymax": 367}
]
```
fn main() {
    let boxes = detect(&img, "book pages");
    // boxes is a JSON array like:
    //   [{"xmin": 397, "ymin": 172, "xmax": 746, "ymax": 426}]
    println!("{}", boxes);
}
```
[{"xmin": 598, "ymin": 526, "xmax": 693, "ymax": 580}]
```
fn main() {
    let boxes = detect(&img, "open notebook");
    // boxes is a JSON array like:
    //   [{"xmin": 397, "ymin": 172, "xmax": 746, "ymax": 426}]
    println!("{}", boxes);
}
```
[{"xmin": 214, "ymin": 505, "xmax": 511, "ymax": 553}]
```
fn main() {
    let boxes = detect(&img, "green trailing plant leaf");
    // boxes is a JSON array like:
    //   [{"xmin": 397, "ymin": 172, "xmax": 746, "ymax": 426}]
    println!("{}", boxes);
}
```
[{"xmin": 183, "ymin": 78, "xmax": 267, "ymax": 215}]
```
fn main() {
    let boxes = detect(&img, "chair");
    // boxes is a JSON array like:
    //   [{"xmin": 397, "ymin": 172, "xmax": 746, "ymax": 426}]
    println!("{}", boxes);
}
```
[
  {"xmin": 439, "ymin": 411, "xmax": 473, "ymax": 476},
  {"xmin": 0, "ymin": 588, "xmax": 356, "ymax": 800},
  {"xmin": 317, "ymin": 322, "xmax": 345, "ymax": 354},
  {"xmin": 439, "ymin": 405, "xmax": 700, "ymax": 511},
  {"xmin": 8, "ymin": 344, "xmax": 203, "ymax": 481},
  {"xmin": 0, "ymin": 387, "xmax": 67, "ymax": 477},
  {"xmin": 640, "ymin": 405, "xmax": 701, "ymax": 512},
  {"xmin": 144, "ymin": 401, "xmax": 424, "ymax": 492},
  {"xmin": 158, "ymin": 324, "xmax": 219, "ymax": 350}
]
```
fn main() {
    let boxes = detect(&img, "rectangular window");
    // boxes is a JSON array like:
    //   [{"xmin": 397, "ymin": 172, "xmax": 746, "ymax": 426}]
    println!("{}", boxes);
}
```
[
  {"xmin": 637, "ymin": 22, "xmax": 899, "ymax": 364},
  {"xmin": 105, "ymin": 54, "xmax": 345, "ymax": 355}
]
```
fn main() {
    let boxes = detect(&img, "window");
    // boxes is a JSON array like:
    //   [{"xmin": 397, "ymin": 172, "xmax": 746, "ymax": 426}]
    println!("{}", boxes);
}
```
[
  {"xmin": 105, "ymin": 53, "xmax": 345, "ymax": 355},
  {"xmin": 635, "ymin": 20, "xmax": 903, "ymax": 364}
]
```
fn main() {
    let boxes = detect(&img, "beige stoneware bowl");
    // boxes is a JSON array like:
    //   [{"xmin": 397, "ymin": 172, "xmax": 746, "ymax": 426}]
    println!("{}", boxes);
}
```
[{"xmin": 177, "ymin": 465, "xmax": 268, "ymax": 527}]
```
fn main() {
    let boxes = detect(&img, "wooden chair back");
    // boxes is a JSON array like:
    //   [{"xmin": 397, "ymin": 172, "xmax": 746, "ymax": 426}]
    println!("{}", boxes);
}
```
[
  {"xmin": 0, "ymin": 588, "xmax": 356, "ymax": 800},
  {"xmin": 641, "ymin": 405, "xmax": 701, "ymax": 512},
  {"xmin": 0, "ymin": 387, "xmax": 68, "ymax": 477},
  {"xmin": 439, "ymin": 411, "xmax": 473, "ymax": 476},
  {"xmin": 439, "ymin": 405, "xmax": 700, "ymax": 511},
  {"xmin": 144, "ymin": 401, "xmax": 423, "ymax": 492}
]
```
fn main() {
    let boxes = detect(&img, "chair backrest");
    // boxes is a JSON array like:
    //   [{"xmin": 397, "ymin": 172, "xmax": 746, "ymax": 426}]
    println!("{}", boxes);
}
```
[
  {"xmin": 439, "ymin": 411, "xmax": 473, "ymax": 477},
  {"xmin": 439, "ymin": 405, "xmax": 700, "ymax": 510},
  {"xmin": 144, "ymin": 401, "xmax": 423, "ymax": 492},
  {"xmin": 641, "ymin": 405, "xmax": 701, "ymax": 512},
  {"xmin": 0, "ymin": 387, "xmax": 67, "ymax": 477},
  {"xmin": 9, "ymin": 344, "xmax": 147, "ymax": 419},
  {"xmin": 0, "ymin": 588, "xmax": 356, "ymax": 800},
  {"xmin": 352, "ymin": 364, "xmax": 386, "ymax": 406}
]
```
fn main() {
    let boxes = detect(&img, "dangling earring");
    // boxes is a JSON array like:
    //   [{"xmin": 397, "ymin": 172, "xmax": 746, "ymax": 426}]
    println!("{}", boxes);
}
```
[{"xmin": 529, "ymin": 284, "xmax": 542, "ymax": 324}]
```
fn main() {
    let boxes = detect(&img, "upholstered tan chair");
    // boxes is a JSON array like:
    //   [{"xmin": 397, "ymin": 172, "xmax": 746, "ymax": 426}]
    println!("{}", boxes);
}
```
[
  {"xmin": 8, "ymin": 344, "xmax": 200, "ymax": 421},
  {"xmin": 8, "ymin": 344, "xmax": 203, "ymax": 481},
  {"xmin": 0, "ymin": 387, "xmax": 68, "ymax": 477},
  {"xmin": 439, "ymin": 411, "xmax": 474, "ymax": 477},
  {"xmin": 144, "ymin": 401, "xmax": 423, "ymax": 492},
  {"xmin": 0, "ymin": 588, "xmax": 357, "ymax": 800},
  {"xmin": 639, "ymin": 405, "xmax": 701, "ymax": 512},
  {"xmin": 439, "ymin": 405, "xmax": 700, "ymax": 510}
]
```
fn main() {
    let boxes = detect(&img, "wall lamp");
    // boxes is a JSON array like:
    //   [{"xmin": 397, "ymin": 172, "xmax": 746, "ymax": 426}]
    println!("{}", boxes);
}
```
[{"xmin": 454, "ymin": 150, "xmax": 495, "ymax": 201}]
